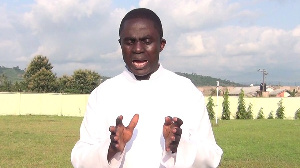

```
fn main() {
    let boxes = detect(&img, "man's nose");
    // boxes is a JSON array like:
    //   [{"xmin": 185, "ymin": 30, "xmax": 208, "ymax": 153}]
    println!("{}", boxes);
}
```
[{"xmin": 133, "ymin": 41, "xmax": 144, "ymax": 53}]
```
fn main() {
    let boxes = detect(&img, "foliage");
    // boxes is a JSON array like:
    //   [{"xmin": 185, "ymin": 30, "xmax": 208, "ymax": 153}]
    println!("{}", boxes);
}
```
[
  {"xmin": 176, "ymin": 72, "xmax": 244, "ymax": 87},
  {"xmin": 221, "ymin": 89, "xmax": 231, "ymax": 120},
  {"xmin": 246, "ymin": 103, "xmax": 254, "ymax": 119},
  {"xmin": 236, "ymin": 89, "xmax": 247, "ymax": 119},
  {"xmin": 0, "ymin": 74, "xmax": 12, "ymax": 92},
  {"xmin": 24, "ymin": 55, "xmax": 57, "ymax": 93},
  {"xmin": 267, "ymin": 110, "xmax": 274, "ymax": 119},
  {"xmin": 28, "ymin": 68, "xmax": 57, "ymax": 93},
  {"xmin": 0, "ymin": 66, "xmax": 24, "ymax": 83},
  {"xmin": 206, "ymin": 95, "xmax": 215, "ymax": 120},
  {"xmin": 275, "ymin": 99, "xmax": 285, "ymax": 119},
  {"xmin": 286, "ymin": 89, "xmax": 298, "ymax": 97},
  {"xmin": 24, "ymin": 55, "xmax": 53, "ymax": 79},
  {"xmin": 257, "ymin": 107, "xmax": 264, "ymax": 119},
  {"xmin": 295, "ymin": 108, "xmax": 300, "ymax": 119},
  {"xmin": 60, "ymin": 69, "xmax": 101, "ymax": 94}
]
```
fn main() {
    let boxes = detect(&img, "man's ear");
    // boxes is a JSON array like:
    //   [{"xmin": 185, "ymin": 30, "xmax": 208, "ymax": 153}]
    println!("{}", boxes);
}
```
[
  {"xmin": 160, "ymin": 38, "xmax": 166, "ymax": 52},
  {"xmin": 118, "ymin": 39, "xmax": 121, "ymax": 45}
]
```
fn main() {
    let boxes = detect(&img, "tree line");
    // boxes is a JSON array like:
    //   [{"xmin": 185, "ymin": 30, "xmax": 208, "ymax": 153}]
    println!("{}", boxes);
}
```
[{"xmin": 0, "ymin": 55, "xmax": 101, "ymax": 94}]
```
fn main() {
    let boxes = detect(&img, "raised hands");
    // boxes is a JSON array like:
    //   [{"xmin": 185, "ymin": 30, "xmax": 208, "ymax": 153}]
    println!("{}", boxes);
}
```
[
  {"xmin": 107, "ymin": 114, "xmax": 139, "ymax": 161},
  {"xmin": 163, "ymin": 116, "xmax": 183, "ymax": 153}
]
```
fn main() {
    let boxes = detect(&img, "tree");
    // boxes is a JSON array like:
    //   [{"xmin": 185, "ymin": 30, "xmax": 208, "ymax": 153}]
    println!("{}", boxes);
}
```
[
  {"xmin": 57, "ymin": 75, "xmax": 73, "ymax": 93},
  {"xmin": 206, "ymin": 95, "xmax": 215, "ymax": 120},
  {"xmin": 275, "ymin": 99, "xmax": 285, "ymax": 119},
  {"xmin": 24, "ymin": 55, "xmax": 53, "ymax": 79},
  {"xmin": 70, "ymin": 69, "xmax": 101, "ymax": 94},
  {"xmin": 257, "ymin": 107, "xmax": 264, "ymax": 119},
  {"xmin": 221, "ymin": 89, "xmax": 230, "ymax": 120},
  {"xmin": 24, "ymin": 55, "xmax": 57, "ymax": 92},
  {"xmin": 28, "ymin": 68, "xmax": 57, "ymax": 93},
  {"xmin": 246, "ymin": 103, "xmax": 254, "ymax": 119},
  {"xmin": 0, "ymin": 74, "xmax": 12, "ymax": 92},
  {"xmin": 286, "ymin": 89, "xmax": 298, "ymax": 97},
  {"xmin": 267, "ymin": 110, "xmax": 274, "ymax": 119},
  {"xmin": 236, "ymin": 89, "xmax": 247, "ymax": 119},
  {"xmin": 295, "ymin": 108, "xmax": 300, "ymax": 120}
]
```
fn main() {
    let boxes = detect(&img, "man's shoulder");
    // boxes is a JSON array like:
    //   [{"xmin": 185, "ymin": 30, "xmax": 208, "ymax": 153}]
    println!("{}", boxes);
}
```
[{"xmin": 162, "ymin": 68, "xmax": 192, "ymax": 83}]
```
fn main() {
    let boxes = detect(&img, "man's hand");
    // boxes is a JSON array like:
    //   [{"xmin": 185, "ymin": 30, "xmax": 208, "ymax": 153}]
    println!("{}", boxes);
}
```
[
  {"xmin": 163, "ymin": 116, "xmax": 183, "ymax": 153},
  {"xmin": 107, "ymin": 114, "xmax": 139, "ymax": 161}
]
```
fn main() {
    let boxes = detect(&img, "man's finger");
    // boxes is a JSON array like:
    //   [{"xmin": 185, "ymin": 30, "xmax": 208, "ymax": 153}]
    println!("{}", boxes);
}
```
[
  {"xmin": 127, "ymin": 114, "xmax": 139, "ymax": 131},
  {"xmin": 164, "ymin": 116, "xmax": 173, "ymax": 126},
  {"xmin": 173, "ymin": 117, "xmax": 183, "ymax": 127},
  {"xmin": 116, "ymin": 115, "xmax": 123, "ymax": 126}
]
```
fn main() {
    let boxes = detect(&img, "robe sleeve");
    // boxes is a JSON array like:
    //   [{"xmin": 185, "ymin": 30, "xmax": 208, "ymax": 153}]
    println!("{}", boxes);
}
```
[{"xmin": 70, "ymin": 88, "xmax": 125, "ymax": 168}]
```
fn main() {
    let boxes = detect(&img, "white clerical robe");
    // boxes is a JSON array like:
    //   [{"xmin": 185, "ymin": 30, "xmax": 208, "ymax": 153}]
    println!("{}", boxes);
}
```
[{"xmin": 71, "ymin": 65, "xmax": 223, "ymax": 168}]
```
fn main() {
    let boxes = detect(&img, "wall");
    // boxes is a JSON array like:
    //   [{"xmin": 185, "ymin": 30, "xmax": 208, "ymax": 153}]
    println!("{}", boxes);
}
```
[
  {"xmin": 0, "ymin": 93, "xmax": 89, "ymax": 117},
  {"xmin": 205, "ymin": 96, "xmax": 300, "ymax": 120},
  {"xmin": 0, "ymin": 93, "xmax": 299, "ymax": 119}
]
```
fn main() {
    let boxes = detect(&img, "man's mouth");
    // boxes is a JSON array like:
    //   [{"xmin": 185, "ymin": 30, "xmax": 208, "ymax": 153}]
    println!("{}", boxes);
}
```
[{"xmin": 132, "ymin": 60, "xmax": 148, "ymax": 69}]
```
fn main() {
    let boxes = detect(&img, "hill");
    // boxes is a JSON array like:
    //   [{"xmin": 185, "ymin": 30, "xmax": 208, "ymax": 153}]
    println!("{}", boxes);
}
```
[
  {"xmin": 0, "ymin": 66, "xmax": 244, "ymax": 86},
  {"xmin": 0, "ymin": 66, "xmax": 25, "ymax": 83},
  {"xmin": 175, "ymin": 72, "xmax": 244, "ymax": 87}
]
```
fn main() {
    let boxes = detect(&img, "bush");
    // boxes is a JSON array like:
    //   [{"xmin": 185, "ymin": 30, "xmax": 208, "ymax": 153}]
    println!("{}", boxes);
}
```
[
  {"xmin": 267, "ymin": 110, "xmax": 274, "ymax": 119},
  {"xmin": 257, "ymin": 107, "xmax": 264, "ymax": 119},
  {"xmin": 295, "ymin": 108, "xmax": 300, "ymax": 120},
  {"xmin": 222, "ymin": 89, "xmax": 231, "ymax": 120},
  {"xmin": 246, "ymin": 103, "xmax": 254, "ymax": 119},
  {"xmin": 236, "ymin": 89, "xmax": 247, "ymax": 119},
  {"xmin": 206, "ymin": 95, "xmax": 215, "ymax": 120},
  {"xmin": 276, "ymin": 99, "xmax": 285, "ymax": 119}
]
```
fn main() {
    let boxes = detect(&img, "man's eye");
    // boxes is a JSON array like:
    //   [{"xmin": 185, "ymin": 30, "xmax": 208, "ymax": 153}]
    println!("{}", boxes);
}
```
[
  {"xmin": 143, "ymin": 39, "xmax": 152, "ymax": 45},
  {"xmin": 125, "ymin": 39, "xmax": 135, "ymax": 45}
]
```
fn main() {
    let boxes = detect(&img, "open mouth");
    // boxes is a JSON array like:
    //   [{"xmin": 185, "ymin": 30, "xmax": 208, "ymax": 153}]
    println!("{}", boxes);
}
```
[{"xmin": 132, "ymin": 60, "xmax": 148, "ymax": 69}]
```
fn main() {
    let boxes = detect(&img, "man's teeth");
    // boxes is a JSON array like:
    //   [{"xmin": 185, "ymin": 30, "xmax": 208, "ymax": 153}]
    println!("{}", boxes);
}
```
[{"xmin": 133, "ymin": 61, "xmax": 148, "ymax": 68}]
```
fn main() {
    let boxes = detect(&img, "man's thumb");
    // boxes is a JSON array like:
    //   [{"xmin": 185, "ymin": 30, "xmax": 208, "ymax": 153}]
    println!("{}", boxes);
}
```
[{"xmin": 127, "ymin": 114, "xmax": 139, "ymax": 131}]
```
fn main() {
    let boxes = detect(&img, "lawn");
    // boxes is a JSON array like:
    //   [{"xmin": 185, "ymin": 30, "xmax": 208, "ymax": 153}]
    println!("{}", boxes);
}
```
[{"xmin": 0, "ymin": 116, "xmax": 299, "ymax": 168}]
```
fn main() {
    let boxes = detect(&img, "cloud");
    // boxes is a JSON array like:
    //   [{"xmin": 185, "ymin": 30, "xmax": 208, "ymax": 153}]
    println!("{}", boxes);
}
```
[{"xmin": 1, "ymin": 0, "xmax": 300, "ymax": 84}]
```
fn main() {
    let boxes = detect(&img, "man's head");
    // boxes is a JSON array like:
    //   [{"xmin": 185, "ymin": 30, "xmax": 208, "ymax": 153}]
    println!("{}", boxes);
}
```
[
  {"xmin": 119, "ymin": 8, "xmax": 166, "ymax": 80},
  {"xmin": 119, "ymin": 8, "xmax": 163, "ymax": 39}
]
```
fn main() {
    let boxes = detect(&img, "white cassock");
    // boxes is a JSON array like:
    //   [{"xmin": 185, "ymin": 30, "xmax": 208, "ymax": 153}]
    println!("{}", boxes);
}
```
[{"xmin": 71, "ymin": 65, "xmax": 223, "ymax": 168}]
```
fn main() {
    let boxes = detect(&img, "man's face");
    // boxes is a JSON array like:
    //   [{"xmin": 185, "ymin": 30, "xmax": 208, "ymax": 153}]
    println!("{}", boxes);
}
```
[{"xmin": 119, "ymin": 18, "xmax": 166, "ymax": 80}]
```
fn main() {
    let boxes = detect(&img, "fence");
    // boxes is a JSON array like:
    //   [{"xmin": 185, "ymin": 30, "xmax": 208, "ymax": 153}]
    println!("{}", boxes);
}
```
[{"xmin": 0, "ymin": 93, "xmax": 299, "ymax": 119}]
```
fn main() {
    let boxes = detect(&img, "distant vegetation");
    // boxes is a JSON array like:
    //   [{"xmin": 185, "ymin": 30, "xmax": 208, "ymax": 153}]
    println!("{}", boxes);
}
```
[
  {"xmin": 175, "ymin": 72, "xmax": 244, "ymax": 87},
  {"xmin": 0, "ymin": 66, "xmax": 24, "ymax": 83},
  {"xmin": 1, "ymin": 56, "xmax": 245, "ymax": 93}
]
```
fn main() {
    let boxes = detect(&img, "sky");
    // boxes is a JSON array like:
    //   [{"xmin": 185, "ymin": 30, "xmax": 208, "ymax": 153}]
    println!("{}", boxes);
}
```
[{"xmin": 0, "ymin": 0, "xmax": 300, "ymax": 85}]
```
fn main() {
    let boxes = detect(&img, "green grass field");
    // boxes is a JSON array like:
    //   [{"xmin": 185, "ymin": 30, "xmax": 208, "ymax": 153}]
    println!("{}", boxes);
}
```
[{"xmin": 0, "ymin": 116, "xmax": 299, "ymax": 168}]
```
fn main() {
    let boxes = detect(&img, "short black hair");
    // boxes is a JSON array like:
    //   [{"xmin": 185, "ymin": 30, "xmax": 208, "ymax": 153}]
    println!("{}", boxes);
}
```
[{"xmin": 119, "ymin": 8, "xmax": 163, "ymax": 39}]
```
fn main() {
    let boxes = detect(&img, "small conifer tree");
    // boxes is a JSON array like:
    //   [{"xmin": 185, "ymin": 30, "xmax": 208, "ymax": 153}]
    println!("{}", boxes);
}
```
[
  {"xmin": 222, "ymin": 89, "xmax": 231, "ymax": 120},
  {"xmin": 246, "ymin": 103, "xmax": 254, "ymax": 119},
  {"xmin": 275, "ymin": 99, "xmax": 285, "ymax": 119},
  {"xmin": 236, "ymin": 89, "xmax": 247, "ymax": 119},
  {"xmin": 295, "ymin": 108, "xmax": 300, "ymax": 120},
  {"xmin": 257, "ymin": 107, "xmax": 264, "ymax": 119},
  {"xmin": 267, "ymin": 110, "xmax": 274, "ymax": 119},
  {"xmin": 206, "ymin": 95, "xmax": 215, "ymax": 120}
]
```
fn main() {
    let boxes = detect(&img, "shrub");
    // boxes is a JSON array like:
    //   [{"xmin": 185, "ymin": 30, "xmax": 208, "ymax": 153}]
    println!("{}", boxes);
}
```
[
  {"xmin": 236, "ymin": 89, "xmax": 247, "ymax": 119},
  {"xmin": 295, "ymin": 108, "xmax": 300, "ymax": 120},
  {"xmin": 246, "ymin": 103, "xmax": 254, "ymax": 119},
  {"xmin": 257, "ymin": 107, "xmax": 264, "ymax": 119},
  {"xmin": 222, "ymin": 89, "xmax": 231, "ymax": 120},
  {"xmin": 267, "ymin": 110, "xmax": 274, "ymax": 119},
  {"xmin": 276, "ymin": 99, "xmax": 285, "ymax": 119},
  {"xmin": 206, "ymin": 95, "xmax": 215, "ymax": 120}
]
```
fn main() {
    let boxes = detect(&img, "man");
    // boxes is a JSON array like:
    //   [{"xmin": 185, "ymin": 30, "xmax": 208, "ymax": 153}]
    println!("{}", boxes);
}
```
[{"xmin": 71, "ymin": 8, "xmax": 223, "ymax": 168}]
